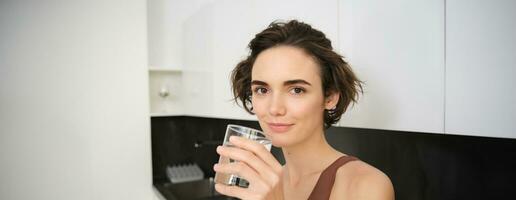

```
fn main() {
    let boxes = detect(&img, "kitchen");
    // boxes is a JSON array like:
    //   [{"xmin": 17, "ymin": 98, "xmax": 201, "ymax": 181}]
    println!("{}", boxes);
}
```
[{"xmin": 1, "ymin": 0, "xmax": 515, "ymax": 200}]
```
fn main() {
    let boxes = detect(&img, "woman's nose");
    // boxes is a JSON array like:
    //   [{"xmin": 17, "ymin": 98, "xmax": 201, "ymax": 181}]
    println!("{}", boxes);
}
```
[{"xmin": 268, "ymin": 93, "xmax": 286, "ymax": 116}]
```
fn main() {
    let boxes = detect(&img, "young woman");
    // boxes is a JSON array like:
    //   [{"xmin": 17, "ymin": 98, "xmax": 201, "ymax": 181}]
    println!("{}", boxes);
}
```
[{"xmin": 213, "ymin": 20, "xmax": 394, "ymax": 200}]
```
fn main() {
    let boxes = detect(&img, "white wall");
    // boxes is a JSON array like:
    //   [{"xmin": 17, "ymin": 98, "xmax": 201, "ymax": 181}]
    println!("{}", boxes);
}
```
[
  {"xmin": 337, "ymin": 0, "xmax": 445, "ymax": 133},
  {"xmin": 445, "ymin": 0, "xmax": 516, "ymax": 138},
  {"xmin": 0, "ymin": 1, "xmax": 158, "ymax": 199}
]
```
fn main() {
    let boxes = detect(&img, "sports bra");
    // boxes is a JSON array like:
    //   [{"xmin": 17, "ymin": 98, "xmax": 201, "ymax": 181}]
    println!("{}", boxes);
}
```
[{"xmin": 307, "ymin": 155, "xmax": 358, "ymax": 200}]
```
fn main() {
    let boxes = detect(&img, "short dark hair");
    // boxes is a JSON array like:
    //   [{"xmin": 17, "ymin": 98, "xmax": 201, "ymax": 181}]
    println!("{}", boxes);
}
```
[{"xmin": 231, "ymin": 20, "xmax": 363, "ymax": 128}]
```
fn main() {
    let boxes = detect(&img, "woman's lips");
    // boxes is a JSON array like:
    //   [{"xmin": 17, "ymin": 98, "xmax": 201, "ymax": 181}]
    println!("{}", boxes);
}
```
[{"xmin": 267, "ymin": 123, "xmax": 294, "ymax": 133}]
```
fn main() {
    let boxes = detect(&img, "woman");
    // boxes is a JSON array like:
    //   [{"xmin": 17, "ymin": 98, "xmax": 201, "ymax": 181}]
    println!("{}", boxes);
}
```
[{"xmin": 213, "ymin": 20, "xmax": 394, "ymax": 200}]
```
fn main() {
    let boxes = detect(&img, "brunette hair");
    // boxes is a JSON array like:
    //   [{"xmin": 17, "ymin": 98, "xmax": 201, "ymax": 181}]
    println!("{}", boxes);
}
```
[{"xmin": 231, "ymin": 20, "xmax": 363, "ymax": 128}]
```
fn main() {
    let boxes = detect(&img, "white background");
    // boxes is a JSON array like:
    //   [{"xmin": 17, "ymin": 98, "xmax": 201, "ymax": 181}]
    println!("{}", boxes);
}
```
[{"xmin": 0, "ymin": 0, "xmax": 158, "ymax": 199}]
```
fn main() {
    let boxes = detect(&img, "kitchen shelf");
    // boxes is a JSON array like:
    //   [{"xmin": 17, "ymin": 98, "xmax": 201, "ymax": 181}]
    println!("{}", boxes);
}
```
[{"xmin": 150, "ymin": 113, "xmax": 183, "ymax": 117}]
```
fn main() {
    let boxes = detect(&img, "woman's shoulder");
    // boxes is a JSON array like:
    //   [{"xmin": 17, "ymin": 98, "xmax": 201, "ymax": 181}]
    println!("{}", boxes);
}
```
[{"xmin": 330, "ymin": 157, "xmax": 395, "ymax": 200}]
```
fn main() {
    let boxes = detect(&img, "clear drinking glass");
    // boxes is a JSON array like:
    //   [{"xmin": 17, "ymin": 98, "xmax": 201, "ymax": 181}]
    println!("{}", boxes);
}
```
[{"xmin": 214, "ymin": 124, "xmax": 272, "ymax": 188}]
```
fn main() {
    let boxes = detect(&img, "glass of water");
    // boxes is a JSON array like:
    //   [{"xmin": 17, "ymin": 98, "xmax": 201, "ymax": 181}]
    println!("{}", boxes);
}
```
[{"xmin": 214, "ymin": 124, "xmax": 272, "ymax": 188}]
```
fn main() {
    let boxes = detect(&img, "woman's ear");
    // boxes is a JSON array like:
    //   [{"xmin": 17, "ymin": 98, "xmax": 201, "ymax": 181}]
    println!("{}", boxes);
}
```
[{"xmin": 324, "ymin": 92, "xmax": 340, "ymax": 110}]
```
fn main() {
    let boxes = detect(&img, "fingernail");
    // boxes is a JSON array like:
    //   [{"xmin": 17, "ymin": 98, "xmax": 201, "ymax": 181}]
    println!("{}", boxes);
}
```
[
  {"xmin": 213, "ymin": 164, "xmax": 219, "ymax": 170},
  {"xmin": 229, "ymin": 136, "xmax": 238, "ymax": 142}
]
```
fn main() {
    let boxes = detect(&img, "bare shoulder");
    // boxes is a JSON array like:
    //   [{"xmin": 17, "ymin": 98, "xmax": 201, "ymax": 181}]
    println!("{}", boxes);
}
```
[{"xmin": 330, "ymin": 159, "xmax": 394, "ymax": 200}]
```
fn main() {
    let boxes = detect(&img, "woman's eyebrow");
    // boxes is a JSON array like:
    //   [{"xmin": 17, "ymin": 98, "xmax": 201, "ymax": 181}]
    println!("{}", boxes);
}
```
[
  {"xmin": 251, "ymin": 80, "xmax": 268, "ymax": 86},
  {"xmin": 251, "ymin": 79, "xmax": 312, "ymax": 86},
  {"xmin": 284, "ymin": 79, "xmax": 312, "ymax": 86}
]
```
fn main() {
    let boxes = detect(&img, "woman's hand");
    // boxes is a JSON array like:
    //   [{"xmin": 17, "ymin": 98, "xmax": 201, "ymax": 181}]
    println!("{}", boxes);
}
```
[{"xmin": 213, "ymin": 136, "xmax": 283, "ymax": 200}]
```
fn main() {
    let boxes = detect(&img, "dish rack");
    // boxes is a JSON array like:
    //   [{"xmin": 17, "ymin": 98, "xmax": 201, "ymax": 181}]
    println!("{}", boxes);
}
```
[{"xmin": 166, "ymin": 163, "xmax": 204, "ymax": 183}]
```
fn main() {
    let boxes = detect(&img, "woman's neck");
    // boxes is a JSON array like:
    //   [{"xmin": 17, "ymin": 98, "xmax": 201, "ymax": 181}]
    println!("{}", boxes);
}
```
[{"xmin": 281, "ymin": 128, "xmax": 343, "ymax": 186}]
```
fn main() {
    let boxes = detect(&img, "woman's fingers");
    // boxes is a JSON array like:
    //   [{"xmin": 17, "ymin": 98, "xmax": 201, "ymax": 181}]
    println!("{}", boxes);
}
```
[
  {"xmin": 215, "ymin": 183, "xmax": 257, "ymax": 200},
  {"xmin": 214, "ymin": 137, "xmax": 283, "ymax": 200},
  {"xmin": 216, "ymin": 145, "xmax": 279, "ymax": 185},
  {"xmin": 213, "ymin": 161, "xmax": 272, "ymax": 194},
  {"xmin": 213, "ymin": 161, "xmax": 260, "ymax": 185},
  {"xmin": 229, "ymin": 136, "xmax": 283, "ymax": 173}
]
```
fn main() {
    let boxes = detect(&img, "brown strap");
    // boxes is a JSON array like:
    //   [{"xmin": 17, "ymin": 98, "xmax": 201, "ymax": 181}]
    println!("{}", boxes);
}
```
[{"xmin": 307, "ymin": 156, "xmax": 358, "ymax": 200}]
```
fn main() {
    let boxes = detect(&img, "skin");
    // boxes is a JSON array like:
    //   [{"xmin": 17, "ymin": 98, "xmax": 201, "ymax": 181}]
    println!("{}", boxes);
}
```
[{"xmin": 214, "ymin": 45, "xmax": 394, "ymax": 200}]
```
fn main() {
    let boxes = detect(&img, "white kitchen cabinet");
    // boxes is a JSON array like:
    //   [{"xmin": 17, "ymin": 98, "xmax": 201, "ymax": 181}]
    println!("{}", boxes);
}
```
[
  {"xmin": 148, "ymin": 0, "xmax": 215, "ymax": 69},
  {"xmin": 445, "ymin": 0, "xmax": 516, "ymax": 138},
  {"xmin": 157, "ymin": 0, "xmax": 516, "ymax": 138},
  {"xmin": 147, "ymin": 0, "xmax": 214, "ymax": 116},
  {"xmin": 148, "ymin": 69, "xmax": 183, "ymax": 116},
  {"xmin": 337, "ymin": 0, "xmax": 445, "ymax": 133},
  {"xmin": 182, "ymin": 0, "xmax": 340, "ymax": 120},
  {"xmin": 147, "ymin": 0, "xmax": 179, "ymax": 69}
]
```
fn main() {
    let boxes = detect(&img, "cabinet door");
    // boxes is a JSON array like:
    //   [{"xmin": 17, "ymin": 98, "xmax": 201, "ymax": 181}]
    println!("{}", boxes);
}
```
[
  {"xmin": 338, "ymin": 0, "xmax": 445, "ymax": 133},
  {"xmin": 182, "ymin": 0, "xmax": 340, "ymax": 119},
  {"xmin": 445, "ymin": 0, "xmax": 516, "ymax": 138}
]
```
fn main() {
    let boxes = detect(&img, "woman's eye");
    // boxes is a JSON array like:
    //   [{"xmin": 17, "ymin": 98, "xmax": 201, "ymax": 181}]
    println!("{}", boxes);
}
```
[
  {"xmin": 290, "ymin": 87, "xmax": 305, "ymax": 95},
  {"xmin": 254, "ymin": 87, "xmax": 268, "ymax": 95}
]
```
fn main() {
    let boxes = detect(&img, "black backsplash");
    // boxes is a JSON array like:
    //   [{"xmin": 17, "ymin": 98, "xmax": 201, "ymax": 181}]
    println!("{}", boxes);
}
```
[{"xmin": 151, "ymin": 116, "xmax": 516, "ymax": 200}]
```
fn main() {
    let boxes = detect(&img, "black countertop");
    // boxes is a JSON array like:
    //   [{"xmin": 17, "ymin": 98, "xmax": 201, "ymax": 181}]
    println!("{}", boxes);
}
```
[{"xmin": 154, "ymin": 178, "xmax": 237, "ymax": 200}]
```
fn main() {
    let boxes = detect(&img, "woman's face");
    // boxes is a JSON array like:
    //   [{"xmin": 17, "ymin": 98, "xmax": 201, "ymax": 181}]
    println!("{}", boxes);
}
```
[{"xmin": 251, "ymin": 45, "xmax": 338, "ymax": 147}]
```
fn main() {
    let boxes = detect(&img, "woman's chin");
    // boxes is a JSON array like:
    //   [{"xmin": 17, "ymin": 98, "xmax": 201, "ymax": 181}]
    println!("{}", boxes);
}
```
[{"xmin": 269, "ymin": 136, "xmax": 293, "ymax": 148}]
